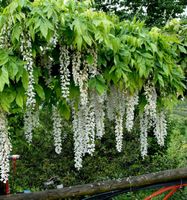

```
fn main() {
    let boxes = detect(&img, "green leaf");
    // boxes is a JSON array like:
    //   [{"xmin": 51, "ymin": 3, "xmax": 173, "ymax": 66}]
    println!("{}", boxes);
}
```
[
  {"xmin": 86, "ymin": 54, "xmax": 94, "ymax": 65},
  {"xmin": 0, "ymin": 88, "xmax": 16, "ymax": 111},
  {"xmin": 59, "ymin": 102, "xmax": 70, "ymax": 120},
  {"xmin": 74, "ymin": 35, "xmax": 83, "ymax": 50},
  {"xmin": 89, "ymin": 75, "xmax": 106, "ymax": 94},
  {"xmin": 35, "ymin": 84, "xmax": 45, "ymax": 100},
  {"xmin": 22, "ymin": 69, "xmax": 29, "ymax": 90},
  {"xmin": 40, "ymin": 20, "xmax": 48, "ymax": 38},
  {"xmin": 96, "ymin": 83, "xmax": 105, "ymax": 94},
  {"xmin": 142, "ymin": 53, "xmax": 153, "ymax": 59},
  {"xmin": 0, "ymin": 96, "xmax": 10, "ymax": 111},
  {"xmin": 0, "ymin": 66, "xmax": 9, "ymax": 92},
  {"xmin": 0, "ymin": 50, "xmax": 9, "ymax": 66},
  {"xmin": 16, "ymin": 88, "xmax": 24, "ymax": 108},
  {"xmin": 82, "ymin": 34, "xmax": 92, "ymax": 46},
  {"xmin": 7, "ymin": 59, "xmax": 18, "ymax": 80},
  {"xmin": 178, "ymin": 45, "xmax": 187, "ymax": 54},
  {"xmin": 11, "ymin": 24, "xmax": 22, "ymax": 42},
  {"xmin": 150, "ymin": 43, "xmax": 158, "ymax": 53},
  {"xmin": 139, "ymin": 63, "xmax": 146, "ymax": 77},
  {"xmin": 158, "ymin": 74, "xmax": 164, "ymax": 87}
]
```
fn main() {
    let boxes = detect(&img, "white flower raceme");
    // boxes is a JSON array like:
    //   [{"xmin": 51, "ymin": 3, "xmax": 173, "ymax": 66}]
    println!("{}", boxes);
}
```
[
  {"xmin": 140, "ymin": 114, "xmax": 148, "ymax": 159},
  {"xmin": 24, "ymin": 109, "xmax": 34, "ymax": 143},
  {"xmin": 0, "ymin": 19, "xmax": 12, "ymax": 49},
  {"xmin": 72, "ymin": 106, "xmax": 84, "ymax": 170},
  {"xmin": 0, "ymin": 25, "xmax": 6, "ymax": 48},
  {"xmin": 20, "ymin": 32, "xmax": 36, "ymax": 142},
  {"xmin": 50, "ymin": 33, "xmax": 58, "ymax": 48},
  {"xmin": 0, "ymin": 25, "xmax": 8, "ymax": 49},
  {"xmin": 154, "ymin": 111, "xmax": 167, "ymax": 146},
  {"xmin": 52, "ymin": 105, "xmax": 62, "ymax": 154},
  {"xmin": 73, "ymin": 90, "xmax": 106, "ymax": 170},
  {"xmin": 79, "ymin": 62, "xmax": 89, "ymax": 107},
  {"xmin": 106, "ymin": 86, "xmax": 125, "ymax": 121},
  {"xmin": 85, "ymin": 103, "xmax": 95, "ymax": 155},
  {"xmin": 91, "ymin": 91, "xmax": 105, "ymax": 139},
  {"xmin": 88, "ymin": 49, "xmax": 98, "ymax": 78},
  {"xmin": 0, "ymin": 111, "xmax": 12, "ymax": 183},
  {"xmin": 112, "ymin": 87, "xmax": 126, "ymax": 152},
  {"xmin": 115, "ymin": 113, "xmax": 123, "ymax": 152},
  {"xmin": 59, "ymin": 46, "xmax": 70, "ymax": 100},
  {"xmin": 125, "ymin": 92, "xmax": 139, "ymax": 132},
  {"xmin": 24, "ymin": 109, "xmax": 40, "ymax": 143},
  {"xmin": 140, "ymin": 83, "xmax": 157, "ymax": 158},
  {"xmin": 20, "ymin": 33, "xmax": 36, "ymax": 109},
  {"xmin": 72, "ymin": 51, "xmax": 81, "ymax": 86},
  {"xmin": 72, "ymin": 51, "xmax": 88, "ymax": 106},
  {"xmin": 144, "ymin": 83, "xmax": 157, "ymax": 127}
]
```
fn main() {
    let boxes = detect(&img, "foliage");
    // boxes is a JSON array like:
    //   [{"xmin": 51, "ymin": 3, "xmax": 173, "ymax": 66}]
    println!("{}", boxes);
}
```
[{"xmin": 0, "ymin": 0, "xmax": 185, "ymax": 114}]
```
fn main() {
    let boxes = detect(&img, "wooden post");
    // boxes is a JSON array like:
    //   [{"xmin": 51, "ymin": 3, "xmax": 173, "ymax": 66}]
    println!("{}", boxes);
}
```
[{"xmin": 0, "ymin": 168, "xmax": 187, "ymax": 200}]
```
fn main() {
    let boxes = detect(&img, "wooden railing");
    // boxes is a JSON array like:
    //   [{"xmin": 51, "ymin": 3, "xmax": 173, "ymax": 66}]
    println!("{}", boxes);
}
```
[{"xmin": 0, "ymin": 168, "xmax": 187, "ymax": 200}]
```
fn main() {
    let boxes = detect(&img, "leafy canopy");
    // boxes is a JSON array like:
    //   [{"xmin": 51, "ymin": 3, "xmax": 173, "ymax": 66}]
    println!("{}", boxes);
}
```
[{"xmin": 0, "ymin": 0, "xmax": 186, "ymax": 116}]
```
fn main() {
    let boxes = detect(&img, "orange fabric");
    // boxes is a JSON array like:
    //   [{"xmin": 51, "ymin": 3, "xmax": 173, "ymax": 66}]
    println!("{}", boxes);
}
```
[
  {"xmin": 163, "ymin": 188, "xmax": 177, "ymax": 200},
  {"xmin": 144, "ymin": 184, "xmax": 187, "ymax": 200}
]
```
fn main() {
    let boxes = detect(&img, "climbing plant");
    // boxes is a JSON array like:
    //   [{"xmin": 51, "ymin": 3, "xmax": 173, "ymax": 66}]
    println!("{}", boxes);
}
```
[{"xmin": 0, "ymin": 0, "xmax": 186, "ymax": 182}]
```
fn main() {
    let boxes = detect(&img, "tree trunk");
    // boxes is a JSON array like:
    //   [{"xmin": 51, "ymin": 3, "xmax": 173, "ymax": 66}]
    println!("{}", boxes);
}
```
[{"xmin": 0, "ymin": 168, "xmax": 187, "ymax": 200}]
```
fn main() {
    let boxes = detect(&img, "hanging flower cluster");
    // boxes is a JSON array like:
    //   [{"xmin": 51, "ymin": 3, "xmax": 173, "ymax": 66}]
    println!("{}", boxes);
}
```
[
  {"xmin": 125, "ymin": 92, "xmax": 139, "ymax": 132},
  {"xmin": 0, "ymin": 19, "xmax": 12, "ymax": 49},
  {"xmin": 24, "ymin": 110, "xmax": 39, "ymax": 143},
  {"xmin": 72, "ymin": 101, "xmax": 94, "ymax": 169},
  {"xmin": 0, "ymin": 111, "xmax": 12, "ymax": 183},
  {"xmin": 72, "ymin": 106, "xmax": 83, "ymax": 170},
  {"xmin": 140, "ymin": 83, "xmax": 167, "ymax": 158},
  {"xmin": 72, "ymin": 49, "xmax": 99, "ymax": 107},
  {"xmin": 91, "ymin": 91, "xmax": 105, "ymax": 139},
  {"xmin": 20, "ymin": 32, "xmax": 36, "ymax": 109},
  {"xmin": 72, "ymin": 51, "xmax": 82, "ymax": 87},
  {"xmin": 52, "ymin": 105, "xmax": 62, "ymax": 154},
  {"xmin": 72, "ymin": 51, "xmax": 88, "ymax": 106},
  {"xmin": 154, "ymin": 111, "xmax": 167, "ymax": 146},
  {"xmin": 140, "ymin": 84, "xmax": 157, "ymax": 158},
  {"xmin": 72, "ymin": 89, "xmax": 106, "ymax": 170},
  {"xmin": 114, "ymin": 88, "xmax": 126, "ymax": 152},
  {"xmin": 59, "ymin": 46, "xmax": 71, "ymax": 100},
  {"xmin": 144, "ymin": 83, "xmax": 157, "ymax": 125},
  {"xmin": 0, "ymin": 25, "xmax": 8, "ymax": 49},
  {"xmin": 106, "ymin": 86, "xmax": 126, "ymax": 152},
  {"xmin": 20, "ymin": 32, "xmax": 37, "ymax": 142},
  {"xmin": 87, "ymin": 49, "xmax": 98, "ymax": 78},
  {"xmin": 140, "ymin": 114, "xmax": 148, "ymax": 158}
]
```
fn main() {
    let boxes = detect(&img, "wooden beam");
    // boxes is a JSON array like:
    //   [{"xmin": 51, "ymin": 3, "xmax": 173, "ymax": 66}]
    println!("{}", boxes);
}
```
[{"xmin": 0, "ymin": 168, "xmax": 187, "ymax": 200}]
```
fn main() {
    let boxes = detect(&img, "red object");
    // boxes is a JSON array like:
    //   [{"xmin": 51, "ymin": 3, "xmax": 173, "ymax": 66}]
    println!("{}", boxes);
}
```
[
  {"xmin": 144, "ymin": 183, "xmax": 187, "ymax": 200},
  {"xmin": 5, "ymin": 181, "xmax": 10, "ymax": 195}
]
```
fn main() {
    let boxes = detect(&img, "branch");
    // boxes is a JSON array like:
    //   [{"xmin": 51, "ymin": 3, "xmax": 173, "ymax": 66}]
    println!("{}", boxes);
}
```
[{"xmin": 0, "ymin": 168, "xmax": 187, "ymax": 200}]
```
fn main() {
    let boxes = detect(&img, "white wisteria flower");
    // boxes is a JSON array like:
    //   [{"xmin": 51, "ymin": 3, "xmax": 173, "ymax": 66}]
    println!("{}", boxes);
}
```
[
  {"xmin": 125, "ymin": 92, "xmax": 139, "ymax": 132},
  {"xmin": 0, "ymin": 111, "xmax": 12, "ymax": 183},
  {"xmin": 52, "ymin": 105, "xmax": 62, "ymax": 154},
  {"xmin": 154, "ymin": 111, "xmax": 167, "ymax": 146},
  {"xmin": 59, "ymin": 46, "xmax": 71, "ymax": 100},
  {"xmin": 140, "ymin": 114, "xmax": 148, "ymax": 159}
]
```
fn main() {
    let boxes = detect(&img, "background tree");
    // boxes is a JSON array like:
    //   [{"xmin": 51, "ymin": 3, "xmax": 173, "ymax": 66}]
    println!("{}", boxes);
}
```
[{"xmin": 94, "ymin": 0, "xmax": 187, "ymax": 26}]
